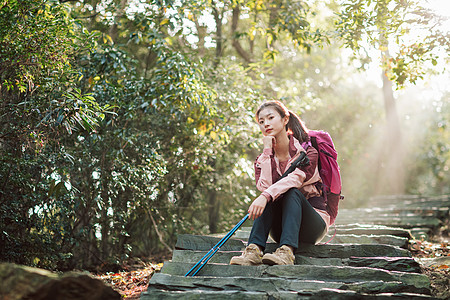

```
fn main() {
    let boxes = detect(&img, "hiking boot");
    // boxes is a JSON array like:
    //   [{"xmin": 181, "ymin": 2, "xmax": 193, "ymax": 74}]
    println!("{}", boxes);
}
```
[
  {"xmin": 229, "ymin": 244, "xmax": 263, "ymax": 266},
  {"xmin": 262, "ymin": 245, "xmax": 295, "ymax": 265}
]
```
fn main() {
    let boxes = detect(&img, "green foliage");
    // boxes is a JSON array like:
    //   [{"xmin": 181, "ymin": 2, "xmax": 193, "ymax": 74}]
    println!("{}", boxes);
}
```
[
  {"xmin": 403, "ymin": 93, "xmax": 450, "ymax": 195},
  {"xmin": 1, "ymin": 0, "xmax": 448, "ymax": 271},
  {"xmin": 0, "ymin": 0, "xmax": 114, "ymax": 268},
  {"xmin": 336, "ymin": 0, "xmax": 450, "ymax": 87},
  {"xmin": 1, "ymin": 0, "xmax": 74, "ymax": 92}
]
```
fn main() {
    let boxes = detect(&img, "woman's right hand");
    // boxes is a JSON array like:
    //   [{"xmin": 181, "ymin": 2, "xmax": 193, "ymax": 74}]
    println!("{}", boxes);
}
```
[
  {"xmin": 263, "ymin": 136, "xmax": 275, "ymax": 149},
  {"xmin": 248, "ymin": 194, "xmax": 268, "ymax": 220}
]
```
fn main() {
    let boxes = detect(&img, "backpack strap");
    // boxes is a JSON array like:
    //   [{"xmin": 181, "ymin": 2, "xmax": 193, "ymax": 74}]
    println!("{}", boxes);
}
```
[
  {"xmin": 301, "ymin": 141, "xmax": 312, "ymax": 150},
  {"xmin": 309, "ymin": 136, "xmax": 321, "ymax": 171}
]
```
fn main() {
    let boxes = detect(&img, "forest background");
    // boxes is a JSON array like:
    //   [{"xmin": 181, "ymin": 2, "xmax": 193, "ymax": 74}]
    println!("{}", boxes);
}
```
[{"xmin": 1, "ymin": 0, "xmax": 449, "ymax": 271}]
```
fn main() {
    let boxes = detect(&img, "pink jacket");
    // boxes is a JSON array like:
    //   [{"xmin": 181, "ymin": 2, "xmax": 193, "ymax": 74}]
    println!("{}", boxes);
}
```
[{"xmin": 254, "ymin": 135, "xmax": 330, "ymax": 229}]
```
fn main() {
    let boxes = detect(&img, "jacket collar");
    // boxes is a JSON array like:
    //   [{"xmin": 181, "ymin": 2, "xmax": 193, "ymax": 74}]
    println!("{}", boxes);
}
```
[{"xmin": 288, "ymin": 134, "xmax": 304, "ymax": 158}]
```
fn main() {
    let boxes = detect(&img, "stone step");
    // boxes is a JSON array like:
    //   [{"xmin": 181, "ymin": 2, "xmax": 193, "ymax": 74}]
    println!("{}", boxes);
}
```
[
  {"xmin": 141, "ymin": 288, "xmax": 437, "ymax": 300},
  {"xmin": 231, "ymin": 232, "xmax": 409, "ymax": 248},
  {"xmin": 368, "ymin": 196, "xmax": 450, "ymax": 209},
  {"xmin": 371, "ymin": 194, "xmax": 448, "ymax": 199},
  {"xmin": 332, "ymin": 224, "xmax": 432, "ymax": 239},
  {"xmin": 333, "ymin": 215, "xmax": 441, "ymax": 228},
  {"xmin": 240, "ymin": 225, "xmax": 413, "ymax": 238},
  {"xmin": 147, "ymin": 273, "xmax": 430, "ymax": 295},
  {"xmin": 175, "ymin": 234, "xmax": 411, "ymax": 257},
  {"xmin": 140, "ymin": 289, "xmax": 277, "ymax": 299},
  {"xmin": 338, "ymin": 207, "xmax": 448, "ymax": 218},
  {"xmin": 307, "ymin": 289, "xmax": 437, "ymax": 299},
  {"xmin": 160, "ymin": 262, "xmax": 431, "ymax": 290},
  {"xmin": 324, "ymin": 234, "xmax": 408, "ymax": 248},
  {"xmin": 144, "ymin": 194, "xmax": 446, "ymax": 299},
  {"xmin": 171, "ymin": 250, "xmax": 421, "ymax": 273}
]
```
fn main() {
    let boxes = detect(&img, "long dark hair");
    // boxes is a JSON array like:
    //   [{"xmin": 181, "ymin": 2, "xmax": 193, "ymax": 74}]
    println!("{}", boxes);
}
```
[{"xmin": 256, "ymin": 100, "xmax": 309, "ymax": 143}]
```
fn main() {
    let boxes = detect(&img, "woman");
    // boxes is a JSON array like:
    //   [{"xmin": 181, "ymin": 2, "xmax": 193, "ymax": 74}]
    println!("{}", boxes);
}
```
[{"xmin": 230, "ymin": 100, "xmax": 330, "ymax": 266}]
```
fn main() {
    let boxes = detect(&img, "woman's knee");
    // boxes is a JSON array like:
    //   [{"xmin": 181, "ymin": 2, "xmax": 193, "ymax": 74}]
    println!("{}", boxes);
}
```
[
  {"xmin": 283, "ymin": 188, "xmax": 306, "ymax": 202},
  {"xmin": 285, "ymin": 187, "xmax": 300, "ymax": 196},
  {"xmin": 280, "ymin": 188, "xmax": 305, "ymax": 211}
]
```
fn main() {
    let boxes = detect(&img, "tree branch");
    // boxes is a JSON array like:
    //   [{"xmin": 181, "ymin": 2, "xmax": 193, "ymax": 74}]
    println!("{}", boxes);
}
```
[
  {"xmin": 147, "ymin": 209, "xmax": 173, "ymax": 253},
  {"xmin": 211, "ymin": 0, "xmax": 223, "ymax": 67},
  {"xmin": 231, "ymin": 5, "xmax": 254, "ymax": 63},
  {"xmin": 267, "ymin": 1, "xmax": 281, "ymax": 49},
  {"xmin": 109, "ymin": 0, "xmax": 128, "ymax": 42},
  {"xmin": 76, "ymin": 12, "xmax": 101, "ymax": 20},
  {"xmin": 193, "ymin": 17, "xmax": 206, "ymax": 56}
]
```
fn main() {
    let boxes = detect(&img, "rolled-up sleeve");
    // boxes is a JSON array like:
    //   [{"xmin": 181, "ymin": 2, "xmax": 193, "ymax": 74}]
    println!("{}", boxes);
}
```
[
  {"xmin": 255, "ymin": 146, "xmax": 320, "ymax": 202},
  {"xmin": 263, "ymin": 168, "xmax": 306, "ymax": 201},
  {"xmin": 255, "ymin": 148, "xmax": 274, "ymax": 191}
]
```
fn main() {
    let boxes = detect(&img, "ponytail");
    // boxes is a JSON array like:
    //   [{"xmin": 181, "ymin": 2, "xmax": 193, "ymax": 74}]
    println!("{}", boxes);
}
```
[
  {"xmin": 286, "ymin": 110, "xmax": 309, "ymax": 143},
  {"xmin": 256, "ymin": 100, "xmax": 309, "ymax": 143}
]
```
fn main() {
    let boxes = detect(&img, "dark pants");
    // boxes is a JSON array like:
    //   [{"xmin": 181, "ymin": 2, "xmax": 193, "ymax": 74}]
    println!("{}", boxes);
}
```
[{"xmin": 248, "ymin": 188, "xmax": 327, "ymax": 251}]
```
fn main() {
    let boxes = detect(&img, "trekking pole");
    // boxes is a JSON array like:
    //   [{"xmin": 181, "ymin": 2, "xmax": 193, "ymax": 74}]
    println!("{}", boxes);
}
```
[
  {"xmin": 185, "ymin": 213, "xmax": 249, "ymax": 277},
  {"xmin": 185, "ymin": 152, "xmax": 309, "ymax": 277}
]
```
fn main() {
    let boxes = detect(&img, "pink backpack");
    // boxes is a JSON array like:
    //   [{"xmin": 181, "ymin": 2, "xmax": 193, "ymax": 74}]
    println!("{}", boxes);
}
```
[{"xmin": 307, "ymin": 130, "xmax": 343, "ymax": 225}]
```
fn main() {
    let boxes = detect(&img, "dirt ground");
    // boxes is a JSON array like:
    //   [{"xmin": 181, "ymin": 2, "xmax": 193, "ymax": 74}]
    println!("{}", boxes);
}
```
[
  {"xmin": 93, "ymin": 253, "xmax": 171, "ymax": 299},
  {"xmin": 409, "ymin": 222, "xmax": 450, "ymax": 299},
  {"xmin": 422, "ymin": 266, "xmax": 450, "ymax": 299}
]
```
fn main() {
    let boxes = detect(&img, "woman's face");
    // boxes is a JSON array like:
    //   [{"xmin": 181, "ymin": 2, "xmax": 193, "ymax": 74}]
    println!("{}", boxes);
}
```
[{"xmin": 257, "ymin": 106, "xmax": 288, "ymax": 137}]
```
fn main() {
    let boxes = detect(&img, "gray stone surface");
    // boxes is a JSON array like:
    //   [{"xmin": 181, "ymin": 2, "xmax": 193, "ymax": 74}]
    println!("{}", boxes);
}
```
[
  {"xmin": 338, "ymin": 207, "xmax": 448, "ymax": 217},
  {"xmin": 334, "ymin": 215, "xmax": 441, "ymax": 228},
  {"xmin": 141, "ymin": 289, "xmax": 274, "ymax": 300},
  {"xmin": 346, "ymin": 257, "xmax": 422, "ymax": 273},
  {"xmin": 148, "ymin": 273, "xmax": 430, "ymax": 295},
  {"xmin": 175, "ymin": 234, "xmax": 246, "ymax": 251},
  {"xmin": 328, "ymin": 223, "xmax": 411, "ymax": 238},
  {"xmin": 309, "ymin": 289, "xmax": 437, "ymax": 300},
  {"xmin": 369, "ymin": 195, "xmax": 449, "ymax": 204},
  {"xmin": 144, "ymin": 194, "xmax": 449, "ymax": 299},
  {"xmin": 141, "ymin": 289, "xmax": 437, "ymax": 300},
  {"xmin": 175, "ymin": 234, "xmax": 411, "ymax": 257},
  {"xmin": 233, "ymin": 232, "xmax": 409, "ymax": 248},
  {"xmin": 161, "ymin": 262, "xmax": 431, "ymax": 289},
  {"xmin": 172, "ymin": 250, "xmax": 421, "ymax": 273},
  {"xmin": 238, "ymin": 225, "xmax": 414, "ymax": 238},
  {"xmin": 326, "ymin": 234, "xmax": 408, "ymax": 248}
]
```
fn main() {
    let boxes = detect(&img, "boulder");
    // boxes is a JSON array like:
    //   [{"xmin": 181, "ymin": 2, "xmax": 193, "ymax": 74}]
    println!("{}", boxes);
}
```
[{"xmin": 0, "ymin": 263, "xmax": 120, "ymax": 300}]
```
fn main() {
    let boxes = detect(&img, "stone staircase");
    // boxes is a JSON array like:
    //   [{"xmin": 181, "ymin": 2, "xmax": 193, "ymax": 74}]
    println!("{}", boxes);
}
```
[{"xmin": 141, "ymin": 195, "xmax": 449, "ymax": 299}]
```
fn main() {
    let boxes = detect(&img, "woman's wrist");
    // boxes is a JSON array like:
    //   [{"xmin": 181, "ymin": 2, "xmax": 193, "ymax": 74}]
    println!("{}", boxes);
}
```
[
  {"xmin": 263, "ymin": 148, "xmax": 273, "ymax": 155},
  {"xmin": 262, "ymin": 136, "xmax": 274, "ymax": 149},
  {"xmin": 261, "ymin": 191, "xmax": 272, "ymax": 202}
]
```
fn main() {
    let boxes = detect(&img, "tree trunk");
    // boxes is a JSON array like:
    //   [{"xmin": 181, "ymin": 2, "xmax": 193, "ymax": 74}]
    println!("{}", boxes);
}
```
[
  {"xmin": 375, "ymin": 48, "xmax": 405, "ymax": 195},
  {"xmin": 109, "ymin": 0, "xmax": 128, "ymax": 42},
  {"xmin": 100, "ymin": 150, "xmax": 112, "ymax": 260},
  {"xmin": 207, "ymin": 189, "xmax": 220, "ymax": 234},
  {"xmin": 374, "ymin": 8, "xmax": 405, "ymax": 196},
  {"xmin": 194, "ymin": 19, "xmax": 207, "ymax": 57},
  {"xmin": 267, "ymin": 1, "xmax": 280, "ymax": 49},
  {"xmin": 211, "ymin": 2, "xmax": 223, "ymax": 67},
  {"xmin": 231, "ymin": 5, "xmax": 253, "ymax": 64}
]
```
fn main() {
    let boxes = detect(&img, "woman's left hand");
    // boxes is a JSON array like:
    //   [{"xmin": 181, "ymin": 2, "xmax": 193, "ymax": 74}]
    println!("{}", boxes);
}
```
[{"xmin": 248, "ymin": 195, "xmax": 268, "ymax": 220}]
